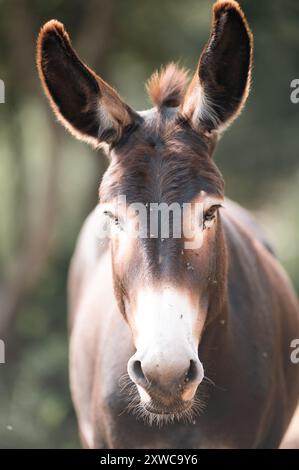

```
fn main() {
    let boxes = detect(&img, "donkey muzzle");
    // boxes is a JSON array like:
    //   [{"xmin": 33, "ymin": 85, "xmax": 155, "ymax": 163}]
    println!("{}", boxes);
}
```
[{"xmin": 127, "ymin": 349, "xmax": 204, "ymax": 407}]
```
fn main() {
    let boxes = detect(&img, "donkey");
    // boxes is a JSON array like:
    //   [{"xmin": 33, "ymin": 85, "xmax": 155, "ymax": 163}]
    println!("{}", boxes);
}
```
[{"xmin": 37, "ymin": 0, "xmax": 299, "ymax": 448}]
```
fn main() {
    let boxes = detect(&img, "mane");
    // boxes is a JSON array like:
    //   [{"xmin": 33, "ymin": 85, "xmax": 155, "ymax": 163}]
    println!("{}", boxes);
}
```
[{"xmin": 146, "ymin": 63, "xmax": 189, "ymax": 109}]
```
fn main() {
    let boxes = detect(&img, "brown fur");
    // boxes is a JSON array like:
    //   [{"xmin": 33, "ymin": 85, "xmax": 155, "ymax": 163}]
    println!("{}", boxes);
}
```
[
  {"xmin": 100, "ymin": 120, "xmax": 224, "ymax": 206},
  {"xmin": 146, "ymin": 63, "xmax": 189, "ymax": 108},
  {"xmin": 182, "ymin": 0, "xmax": 253, "ymax": 132},
  {"xmin": 37, "ymin": 20, "xmax": 136, "ymax": 147}
]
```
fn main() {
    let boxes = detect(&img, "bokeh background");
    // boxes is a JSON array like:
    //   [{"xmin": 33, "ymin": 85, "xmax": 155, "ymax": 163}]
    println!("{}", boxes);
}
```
[{"xmin": 0, "ymin": 0, "xmax": 299, "ymax": 448}]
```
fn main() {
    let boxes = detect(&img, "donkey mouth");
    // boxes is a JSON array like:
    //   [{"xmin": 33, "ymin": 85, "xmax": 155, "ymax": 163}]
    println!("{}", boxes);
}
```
[
  {"xmin": 135, "ymin": 399, "xmax": 199, "ymax": 426},
  {"xmin": 142, "ymin": 399, "xmax": 192, "ymax": 417}
]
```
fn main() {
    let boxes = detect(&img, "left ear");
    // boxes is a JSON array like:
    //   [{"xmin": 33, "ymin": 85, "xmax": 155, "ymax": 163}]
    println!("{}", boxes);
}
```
[
  {"xmin": 181, "ymin": 0, "xmax": 253, "ymax": 133},
  {"xmin": 37, "ymin": 20, "xmax": 138, "ymax": 147}
]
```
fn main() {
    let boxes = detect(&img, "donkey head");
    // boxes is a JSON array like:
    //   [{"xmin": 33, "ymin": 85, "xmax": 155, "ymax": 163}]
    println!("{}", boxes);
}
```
[{"xmin": 37, "ymin": 0, "xmax": 252, "ymax": 421}]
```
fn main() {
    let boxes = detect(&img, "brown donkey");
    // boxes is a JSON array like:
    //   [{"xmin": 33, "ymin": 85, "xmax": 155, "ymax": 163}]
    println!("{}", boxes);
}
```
[{"xmin": 37, "ymin": 1, "xmax": 299, "ymax": 448}]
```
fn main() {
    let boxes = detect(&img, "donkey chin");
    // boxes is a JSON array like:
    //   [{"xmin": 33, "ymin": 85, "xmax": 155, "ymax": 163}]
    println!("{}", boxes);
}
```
[{"xmin": 127, "ymin": 360, "xmax": 205, "ymax": 426}]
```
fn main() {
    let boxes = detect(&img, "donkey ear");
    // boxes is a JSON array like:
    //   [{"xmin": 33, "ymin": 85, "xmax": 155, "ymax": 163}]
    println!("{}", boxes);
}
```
[
  {"xmin": 181, "ymin": 0, "xmax": 253, "ymax": 133},
  {"xmin": 37, "ymin": 20, "xmax": 137, "ymax": 147}
]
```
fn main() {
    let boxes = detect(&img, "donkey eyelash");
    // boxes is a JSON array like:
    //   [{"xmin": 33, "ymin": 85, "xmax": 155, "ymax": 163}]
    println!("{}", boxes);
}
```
[
  {"xmin": 204, "ymin": 204, "xmax": 223, "ymax": 219},
  {"xmin": 203, "ymin": 204, "xmax": 222, "ymax": 228}
]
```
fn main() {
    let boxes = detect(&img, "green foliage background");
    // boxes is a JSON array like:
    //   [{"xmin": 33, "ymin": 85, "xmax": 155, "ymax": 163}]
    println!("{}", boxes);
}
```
[{"xmin": 0, "ymin": 0, "xmax": 298, "ymax": 448}]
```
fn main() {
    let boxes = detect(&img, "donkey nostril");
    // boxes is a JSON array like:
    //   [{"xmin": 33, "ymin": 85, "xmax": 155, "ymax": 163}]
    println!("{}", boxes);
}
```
[
  {"xmin": 185, "ymin": 360, "xmax": 198, "ymax": 383},
  {"xmin": 132, "ymin": 360, "xmax": 146, "ymax": 382}
]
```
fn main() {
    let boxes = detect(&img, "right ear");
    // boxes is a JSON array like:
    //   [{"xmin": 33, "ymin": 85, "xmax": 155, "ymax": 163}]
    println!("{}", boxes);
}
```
[
  {"xmin": 181, "ymin": 0, "xmax": 253, "ymax": 134},
  {"xmin": 37, "ymin": 20, "xmax": 137, "ymax": 147}
]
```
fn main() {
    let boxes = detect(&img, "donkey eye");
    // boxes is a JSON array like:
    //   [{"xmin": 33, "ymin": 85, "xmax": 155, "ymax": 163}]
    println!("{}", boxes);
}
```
[
  {"xmin": 103, "ymin": 210, "xmax": 120, "ymax": 226},
  {"xmin": 204, "ymin": 204, "xmax": 222, "ymax": 223}
]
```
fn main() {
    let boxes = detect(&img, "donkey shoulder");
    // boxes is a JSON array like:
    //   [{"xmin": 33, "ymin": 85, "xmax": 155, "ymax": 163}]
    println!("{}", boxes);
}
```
[
  {"xmin": 68, "ymin": 207, "xmax": 109, "ymax": 329},
  {"xmin": 223, "ymin": 198, "xmax": 275, "ymax": 256}
]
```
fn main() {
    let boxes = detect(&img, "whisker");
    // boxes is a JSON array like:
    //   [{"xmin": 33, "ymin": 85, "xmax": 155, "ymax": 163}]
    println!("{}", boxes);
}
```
[
  {"xmin": 203, "ymin": 375, "xmax": 216, "ymax": 387},
  {"xmin": 118, "ymin": 372, "xmax": 211, "ymax": 426}
]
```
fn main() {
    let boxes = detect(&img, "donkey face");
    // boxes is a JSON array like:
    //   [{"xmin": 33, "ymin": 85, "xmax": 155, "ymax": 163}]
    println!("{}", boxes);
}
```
[{"xmin": 37, "ymin": 0, "xmax": 252, "ymax": 421}]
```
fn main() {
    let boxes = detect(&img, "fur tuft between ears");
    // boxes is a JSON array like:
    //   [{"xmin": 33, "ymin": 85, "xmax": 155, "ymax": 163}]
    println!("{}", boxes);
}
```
[{"xmin": 146, "ymin": 63, "xmax": 189, "ymax": 109}]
